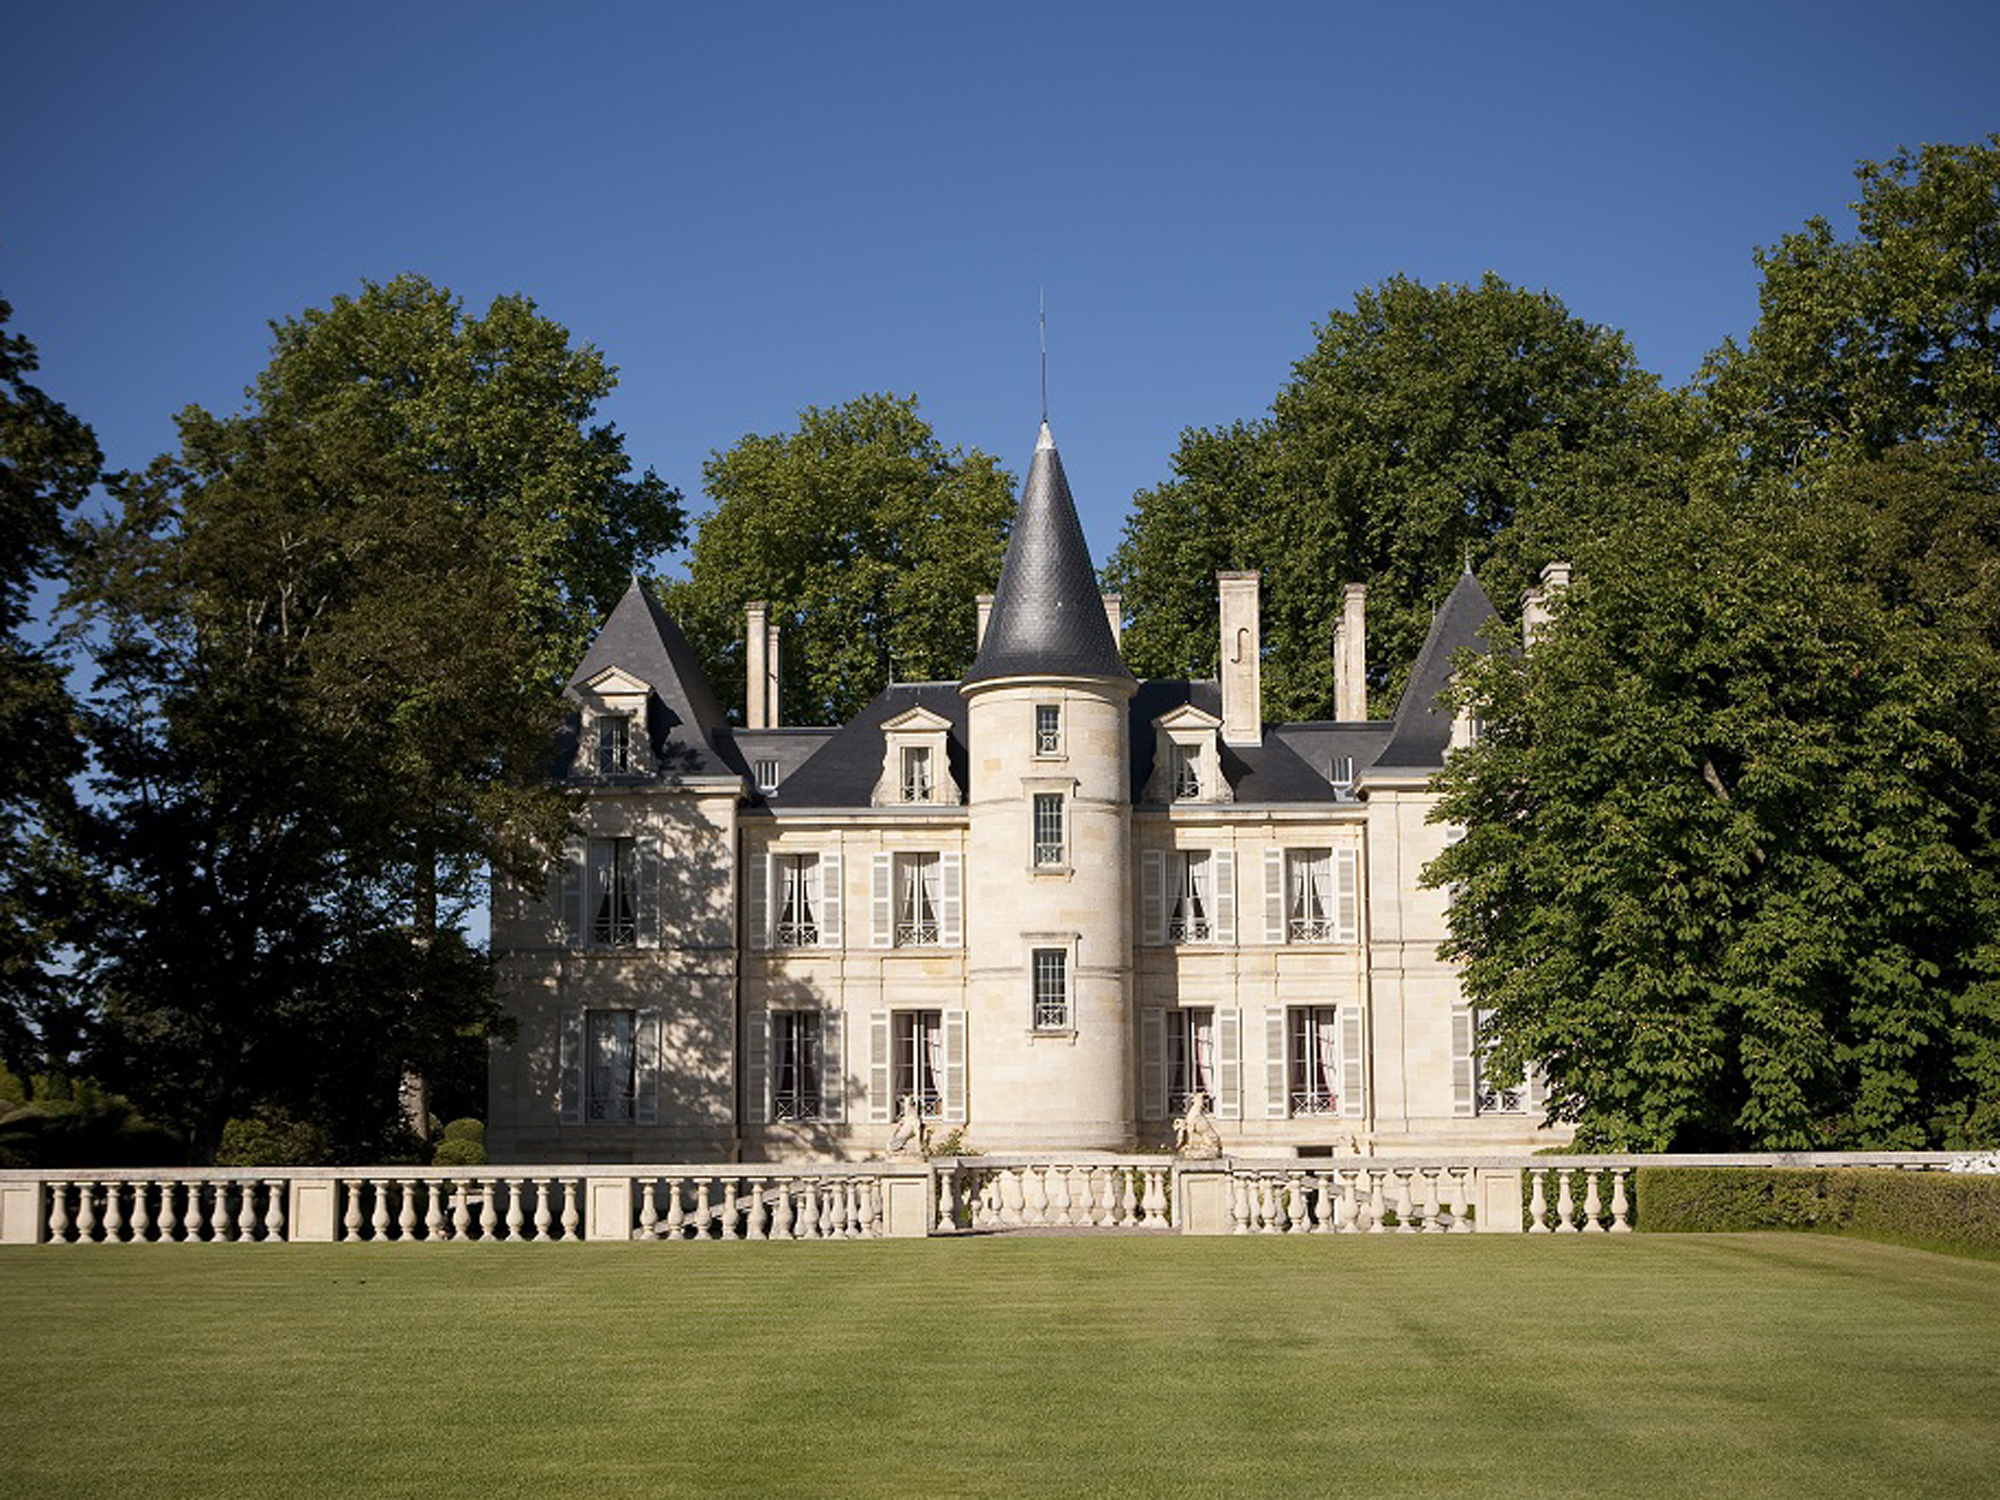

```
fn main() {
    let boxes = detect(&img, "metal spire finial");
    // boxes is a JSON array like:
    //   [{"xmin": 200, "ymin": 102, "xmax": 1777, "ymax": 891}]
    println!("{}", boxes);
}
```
[{"xmin": 1039, "ymin": 287, "xmax": 1047, "ymax": 424}]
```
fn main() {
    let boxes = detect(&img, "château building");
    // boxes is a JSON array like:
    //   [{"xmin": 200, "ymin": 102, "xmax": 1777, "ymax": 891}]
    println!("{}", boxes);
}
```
[{"xmin": 487, "ymin": 421, "xmax": 1570, "ymax": 1162}]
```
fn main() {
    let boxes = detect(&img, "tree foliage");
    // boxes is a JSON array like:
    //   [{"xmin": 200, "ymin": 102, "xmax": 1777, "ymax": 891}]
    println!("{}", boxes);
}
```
[
  {"xmin": 0, "ymin": 294, "xmax": 100, "ymax": 1082},
  {"xmin": 1428, "ymin": 448, "xmax": 2000, "ymax": 1150},
  {"xmin": 1106, "ymin": 274, "xmax": 1685, "ymax": 718},
  {"xmin": 674, "ymin": 393, "xmax": 1015, "ymax": 724},
  {"xmin": 1701, "ymin": 135, "xmax": 2000, "ymax": 473},
  {"xmin": 64, "ymin": 276, "xmax": 671, "ymax": 1158}
]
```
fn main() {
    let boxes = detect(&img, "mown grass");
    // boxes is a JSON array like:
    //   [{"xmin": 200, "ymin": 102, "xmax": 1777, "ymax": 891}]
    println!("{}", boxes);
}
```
[{"xmin": 3, "ymin": 1234, "xmax": 1997, "ymax": 1498}]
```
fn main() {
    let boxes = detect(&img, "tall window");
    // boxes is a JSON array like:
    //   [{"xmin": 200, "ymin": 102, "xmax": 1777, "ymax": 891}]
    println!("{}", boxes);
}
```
[
  {"xmin": 1035, "ymin": 703, "xmax": 1062, "ymax": 756},
  {"xmin": 1169, "ymin": 851, "xmax": 1211, "ymax": 942},
  {"xmin": 586, "ymin": 1008, "xmax": 637, "ymax": 1122},
  {"xmin": 901, "ymin": 746, "xmax": 933, "ymax": 803},
  {"xmin": 772, "ymin": 1011, "xmax": 823, "ymax": 1121},
  {"xmin": 894, "ymin": 1010, "xmax": 944, "ymax": 1116},
  {"xmin": 1167, "ymin": 1007, "xmax": 1216, "ymax": 1114},
  {"xmin": 589, "ymin": 838, "xmax": 637, "ymax": 947},
  {"xmin": 1033, "ymin": 793, "xmax": 1065, "ymax": 867},
  {"xmin": 1473, "ymin": 1009, "xmax": 1524, "ymax": 1114},
  {"xmin": 896, "ymin": 853, "xmax": 941, "ymax": 946},
  {"xmin": 1172, "ymin": 744, "xmax": 1201, "ymax": 800},
  {"xmin": 595, "ymin": 714, "xmax": 631, "ymax": 774},
  {"xmin": 1289, "ymin": 1007, "xmax": 1340, "ymax": 1115},
  {"xmin": 775, "ymin": 854, "xmax": 820, "ymax": 947},
  {"xmin": 1032, "ymin": 948, "xmax": 1069, "ymax": 1029},
  {"xmin": 1287, "ymin": 849, "xmax": 1334, "ymax": 942}
]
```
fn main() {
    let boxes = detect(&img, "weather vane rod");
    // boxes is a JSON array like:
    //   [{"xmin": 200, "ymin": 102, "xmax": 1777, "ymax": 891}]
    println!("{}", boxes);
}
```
[{"xmin": 1039, "ymin": 287, "xmax": 1048, "ymax": 424}]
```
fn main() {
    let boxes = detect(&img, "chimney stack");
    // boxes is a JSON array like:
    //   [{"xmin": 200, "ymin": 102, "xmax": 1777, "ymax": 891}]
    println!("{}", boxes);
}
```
[
  {"xmin": 976, "ymin": 593, "xmax": 994, "ymax": 650},
  {"xmin": 1217, "ymin": 571, "xmax": 1262, "ymax": 746},
  {"xmin": 1333, "ymin": 583, "xmax": 1367, "ymax": 721},
  {"xmin": 1101, "ymin": 593, "xmax": 1123, "ymax": 653},
  {"xmin": 1521, "ymin": 561, "xmax": 1572, "ymax": 647},
  {"xmin": 765, "ymin": 613, "xmax": 782, "ymax": 728},
  {"xmin": 745, "ymin": 602, "xmax": 769, "ymax": 729}
]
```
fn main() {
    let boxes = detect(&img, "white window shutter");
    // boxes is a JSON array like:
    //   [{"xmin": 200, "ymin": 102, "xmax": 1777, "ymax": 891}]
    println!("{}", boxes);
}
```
[
  {"xmin": 819, "ymin": 852, "xmax": 843, "ymax": 948},
  {"xmin": 637, "ymin": 839, "xmax": 663, "ymax": 948},
  {"xmin": 870, "ymin": 852, "xmax": 893, "ymax": 949},
  {"xmin": 820, "ymin": 1011, "xmax": 846, "ymax": 1123},
  {"xmin": 940, "ymin": 851, "xmax": 962, "ymax": 947},
  {"xmin": 1139, "ymin": 1007, "xmax": 1165, "ymax": 1122},
  {"xmin": 558, "ymin": 1009, "xmax": 583, "ymax": 1124},
  {"xmin": 869, "ymin": 1012, "xmax": 892, "ymax": 1123},
  {"xmin": 1340, "ymin": 1003, "xmax": 1366, "ymax": 1120},
  {"xmin": 943, "ymin": 1010, "xmax": 968, "ymax": 1123},
  {"xmin": 745, "ymin": 1009, "xmax": 771, "ymax": 1125},
  {"xmin": 1216, "ymin": 1008, "xmax": 1242, "ymax": 1120},
  {"xmin": 1141, "ymin": 850, "xmax": 1166, "ymax": 946},
  {"xmin": 635, "ymin": 1008, "xmax": 662, "ymax": 1124},
  {"xmin": 561, "ymin": 844, "xmax": 585, "ymax": 947},
  {"xmin": 1265, "ymin": 1006, "xmax": 1289, "ymax": 1119},
  {"xmin": 1451, "ymin": 1005, "xmax": 1475, "ymax": 1117},
  {"xmin": 1335, "ymin": 847, "xmax": 1360, "ymax": 944},
  {"xmin": 1213, "ymin": 849, "xmax": 1236, "ymax": 944},
  {"xmin": 1263, "ymin": 848, "xmax": 1284, "ymax": 944},
  {"xmin": 746, "ymin": 849, "xmax": 769, "ymax": 951}
]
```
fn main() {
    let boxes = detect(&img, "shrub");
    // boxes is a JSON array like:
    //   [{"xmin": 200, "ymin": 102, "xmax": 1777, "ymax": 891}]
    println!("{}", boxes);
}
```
[
  {"xmin": 430, "ymin": 1137, "xmax": 486, "ymax": 1167},
  {"xmin": 0, "ymin": 1078, "xmax": 184, "ymax": 1168},
  {"xmin": 1636, "ymin": 1166, "xmax": 2000, "ymax": 1260},
  {"xmin": 439, "ymin": 1118, "xmax": 485, "ymax": 1146},
  {"xmin": 215, "ymin": 1110, "xmax": 332, "ymax": 1167}
]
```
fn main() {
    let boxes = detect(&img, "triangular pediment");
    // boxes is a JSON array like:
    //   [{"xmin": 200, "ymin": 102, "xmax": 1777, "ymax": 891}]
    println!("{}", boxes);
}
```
[
  {"xmin": 584, "ymin": 665, "xmax": 652, "ymax": 698},
  {"xmin": 881, "ymin": 705, "xmax": 953, "ymax": 734},
  {"xmin": 1152, "ymin": 702, "xmax": 1223, "ymax": 733}
]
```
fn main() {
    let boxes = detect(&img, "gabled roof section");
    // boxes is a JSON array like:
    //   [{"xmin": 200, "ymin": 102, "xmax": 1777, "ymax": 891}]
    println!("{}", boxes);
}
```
[
  {"xmin": 567, "ymin": 577, "xmax": 738, "ymax": 779},
  {"xmin": 1372, "ymin": 570, "xmax": 1500, "ymax": 772},
  {"xmin": 963, "ymin": 422, "xmax": 1133, "ymax": 686},
  {"xmin": 768, "ymin": 683, "xmax": 969, "ymax": 808}
]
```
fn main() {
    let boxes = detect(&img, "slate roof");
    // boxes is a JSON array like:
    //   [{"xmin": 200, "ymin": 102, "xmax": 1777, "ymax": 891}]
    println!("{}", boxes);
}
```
[
  {"xmin": 962, "ymin": 422, "xmax": 1133, "ymax": 686},
  {"xmin": 566, "ymin": 577, "xmax": 742, "ymax": 780},
  {"xmin": 1371, "ymin": 569, "xmax": 1500, "ymax": 772},
  {"xmin": 766, "ymin": 683, "xmax": 969, "ymax": 808},
  {"xmin": 1128, "ymin": 680, "xmax": 1372, "ymax": 804}
]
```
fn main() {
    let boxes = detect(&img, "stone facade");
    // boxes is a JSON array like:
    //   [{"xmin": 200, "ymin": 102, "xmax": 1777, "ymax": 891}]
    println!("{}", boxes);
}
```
[{"xmin": 486, "ymin": 423, "xmax": 1572, "ymax": 1163}]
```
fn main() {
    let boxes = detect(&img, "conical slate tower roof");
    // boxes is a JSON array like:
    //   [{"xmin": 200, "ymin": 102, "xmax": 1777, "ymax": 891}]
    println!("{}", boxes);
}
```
[
  {"xmin": 963, "ymin": 421, "xmax": 1132, "ymax": 685},
  {"xmin": 1374, "ymin": 568, "xmax": 1499, "ymax": 770}
]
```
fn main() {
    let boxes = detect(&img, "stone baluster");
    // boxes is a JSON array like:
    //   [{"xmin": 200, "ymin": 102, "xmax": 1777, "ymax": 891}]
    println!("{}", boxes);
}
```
[
  {"xmin": 936, "ymin": 1166, "xmax": 959, "ymax": 1234},
  {"xmin": 450, "ymin": 1179, "xmax": 472, "ymax": 1240},
  {"xmin": 1582, "ymin": 1170, "xmax": 1605, "ymax": 1234},
  {"xmin": 1142, "ymin": 1169, "xmax": 1168, "ymax": 1227},
  {"xmin": 743, "ymin": 1179, "xmax": 768, "ymax": 1240},
  {"xmin": 1338, "ymin": 1170, "xmax": 1361, "ymax": 1232},
  {"xmin": 1555, "ymin": 1170, "xmax": 1578, "ymax": 1234},
  {"xmin": 1022, "ymin": 1165, "xmax": 1047, "ymax": 1226},
  {"xmin": 1255, "ymin": 1177, "xmax": 1277, "ymax": 1233},
  {"xmin": 797, "ymin": 1180, "xmax": 818, "ymax": 1239},
  {"xmin": 639, "ymin": 1180, "xmax": 660, "ymax": 1238},
  {"xmin": 420, "ymin": 1181, "xmax": 444, "ymax": 1242},
  {"xmin": 1394, "ymin": 1170, "xmax": 1418, "ymax": 1233},
  {"xmin": 1091, "ymin": 1167, "xmax": 1115, "ymax": 1227},
  {"xmin": 1362, "ymin": 1170, "xmax": 1385, "ymax": 1234},
  {"xmin": 660, "ymin": 1177, "xmax": 684, "ymax": 1241},
  {"xmin": 867, "ymin": 1178, "xmax": 886, "ymax": 1237},
  {"xmin": 476, "ymin": 1181, "xmax": 498, "ymax": 1241},
  {"xmin": 1046, "ymin": 1163, "xmax": 1070, "ymax": 1226},
  {"xmin": 1419, "ymin": 1168, "xmax": 1446, "ymax": 1233},
  {"xmin": 560, "ymin": 1180, "xmax": 580, "ymax": 1241},
  {"xmin": 772, "ymin": 1179, "xmax": 795, "ymax": 1239},
  {"xmin": 1452, "ymin": 1167, "xmax": 1474, "ymax": 1234},
  {"xmin": 1528, "ymin": 1169, "xmax": 1551, "ymax": 1233},
  {"xmin": 398, "ymin": 1181, "xmax": 418, "ymax": 1242},
  {"xmin": 204, "ymin": 1181, "xmax": 228, "ymax": 1242},
  {"xmin": 164, "ymin": 1182, "xmax": 186, "ymax": 1243},
  {"xmin": 1311, "ymin": 1173, "xmax": 1334, "ymax": 1233},
  {"xmin": 129, "ymin": 1182, "xmax": 153, "ymax": 1243},
  {"xmin": 367, "ymin": 1182, "xmax": 390, "ymax": 1242},
  {"xmin": 1075, "ymin": 1166, "xmax": 1098, "ymax": 1226},
  {"xmin": 48, "ymin": 1180, "xmax": 71, "ymax": 1244},
  {"xmin": 74, "ymin": 1181, "xmax": 98, "ymax": 1243},
  {"xmin": 1119, "ymin": 1170, "xmax": 1139, "ymax": 1229},
  {"xmin": 721, "ymin": 1179, "xmax": 742, "ymax": 1241},
  {"xmin": 1610, "ymin": 1169, "xmax": 1632, "ymax": 1233},
  {"xmin": 688, "ymin": 1178, "xmax": 708, "ymax": 1240},
  {"xmin": 821, "ymin": 1182, "xmax": 842, "ymax": 1239},
  {"xmin": 1288, "ymin": 1173, "xmax": 1311, "ymax": 1234},
  {"xmin": 264, "ymin": 1180, "xmax": 286, "ymax": 1241},
  {"xmin": 102, "ymin": 1181, "xmax": 125, "ymax": 1244},
  {"xmin": 848, "ymin": 1180, "xmax": 866, "ymax": 1239},
  {"xmin": 504, "ymin": 1179, "xmax": 525, "ymax": 1242}
]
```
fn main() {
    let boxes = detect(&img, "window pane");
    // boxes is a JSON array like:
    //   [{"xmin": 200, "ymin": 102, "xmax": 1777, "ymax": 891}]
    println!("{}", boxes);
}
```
[
  {"xmin": 1033, "ymin": 949, "xmax": 1067, "ymax": 1028},
  {"xmin": 1033, "ymin": 794, "xmax": 1064, "ymax": 866},
  {"xmin": 1036, "ymin": 704, "xmax": 1061, "ymax": 755},
  {"xmin": 893, "ymin": 1010, "xmax": 944, "ymax": 1115},
  {"xmin": 587, "ymin": 1009, "xmax": 636, "ymax": 1122}
]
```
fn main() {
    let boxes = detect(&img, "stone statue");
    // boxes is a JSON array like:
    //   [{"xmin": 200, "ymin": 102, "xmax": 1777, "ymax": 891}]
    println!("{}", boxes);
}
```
[
  {"xmin": 886, "ymin": 1094, "xmax": 929, "ymax": 1160},
  {"xmin": 1173, "ymin": 1090, "xmax": 1223, "ymax": 1159}
]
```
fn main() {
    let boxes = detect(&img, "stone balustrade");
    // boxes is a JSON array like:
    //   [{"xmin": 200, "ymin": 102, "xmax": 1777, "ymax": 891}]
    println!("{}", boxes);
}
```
[{"xmin": 0, "ymin": 1151, "xmax": 1972, "ymax": 1245}]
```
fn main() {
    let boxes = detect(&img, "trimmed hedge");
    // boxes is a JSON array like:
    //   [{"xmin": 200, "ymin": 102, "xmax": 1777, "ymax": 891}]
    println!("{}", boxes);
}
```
[{"xmin": 1636, "ymin": 1166, "xmax": 2000, "ymax": 1260}]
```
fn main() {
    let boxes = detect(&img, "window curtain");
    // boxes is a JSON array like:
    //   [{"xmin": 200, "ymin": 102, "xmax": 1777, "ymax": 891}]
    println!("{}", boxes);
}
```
[
  {"xmin": 1190, "ymin": 1011, "xmax": 1216, "ymax": 1097},
  {"xmin": 1314, "ymin": 1010, "xmax": 1340, "ymax": 1098},
  {"xmin": 1310, "ymin": 856, "xmax": 1333, "ymax": 923},
  {"xmin": 1185, "ymin": 853, "xmax": 1208, "ymax": 922},
  {"xmin": 588, "ymin": 1011, "xmax": 635, "ymax": 1120},
  {"xmin": 920, "ymin": 1014, "xmax": 944, "ymax": 1106}
]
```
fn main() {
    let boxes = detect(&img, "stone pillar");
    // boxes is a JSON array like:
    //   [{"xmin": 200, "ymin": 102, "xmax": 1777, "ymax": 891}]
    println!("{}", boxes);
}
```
[
  {"xmin": 765, "ymin": 616, "xmax": 782, "ymax": 728},
  {"xmin": 745, "ymin": 602, "xmax": 769, "ymax": 729},
  {"xmin": 976, "ymin": 594, "xmax": 994, "ymax": 650},
  {"xmin": 1217, "ymin": 571, "xmax": 1261, "ymax": 747},
  {"xmin": 1101, "ymin": 593, "xmax": 1123, "ymax": 652},
  {"xmin": 1334, "ymin": 583, "xmax": 1367, "ymax": 721},
  {"xmin": 1521, "ymin": 561, "xmax": 1572, "ymax": 648}
]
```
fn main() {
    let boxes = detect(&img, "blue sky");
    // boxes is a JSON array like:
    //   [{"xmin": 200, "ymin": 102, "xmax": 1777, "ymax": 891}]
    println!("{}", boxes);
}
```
[{"xmin": 6, "ymin": 1, "xmax": 1997, "ymax": 574}]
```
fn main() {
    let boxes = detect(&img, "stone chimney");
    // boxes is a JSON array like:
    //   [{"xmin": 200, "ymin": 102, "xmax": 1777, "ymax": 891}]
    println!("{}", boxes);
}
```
[
  {"xmin": 765, "ymin": 613, "xmax": 782, "ymax": 728},
  {"xmin": 745, "ymin": 602, "xmax": 769, "ymax": 729},
  {"xmin": 1101, "ymin": 593, "xmax": 1122, "ymax": 653},
  {"xmin": 1217, "ymin": 571, "xmax": 1262, "ymax": 746},
  {"xmin": 1521, "ymin": 561, "xmax": 1572, "ymax": 647},
  {"xmin": 976, "ymin": 593, "xmax": 994, "ymax": 650},
  {"xmin": 1333, "ymin": 583, "xmax": 1367, "ymax": 721}
]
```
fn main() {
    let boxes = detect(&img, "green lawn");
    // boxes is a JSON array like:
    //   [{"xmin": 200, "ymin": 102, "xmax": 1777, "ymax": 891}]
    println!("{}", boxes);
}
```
[{"xmin": 3, "ymin": 1235, "xmax": 1996, "ymax": 1498}]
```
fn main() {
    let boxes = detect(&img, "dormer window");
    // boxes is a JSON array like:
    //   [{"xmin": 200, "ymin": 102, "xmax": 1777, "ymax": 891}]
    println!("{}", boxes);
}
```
[
  {"xmin": 901, "ymin": 746, "xmax": 933, "ymax": 803},
  {"xmin": 755, "ymin": 758, "xmax": 780, "ymax": 793},
  {"xmin": 596, "ymin": 715, "xmax": 632, "ymax": 774},
  {"xmin": 1144, "ymin": 703, "xmax": 1232, "ymax": 805}
]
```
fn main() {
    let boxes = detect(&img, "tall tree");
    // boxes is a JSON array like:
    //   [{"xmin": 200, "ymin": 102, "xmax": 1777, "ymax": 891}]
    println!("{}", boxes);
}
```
[
  {"xmin": 1699, "ymin": 135, "xmax": 2000, "ymax": 475},
  {"xmin": 1107, "ymin": 274, "xmax": 1687, "ymax": 719},
  {"xmin": 66, "ymin": 277, "xmax": 675, "ymax": 1157},
  {"xmin": 0, "ymin": 294, "xmax": 100, "ymax": 1082},
  {"xmin": 675, "ymin": 393, "xmax": 1015, "ymax": 724},
  {"xmin": 1427, "ymin": 448, "xmax": 2000, "ymax": 1151}
]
